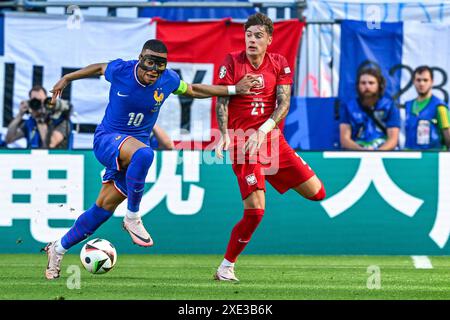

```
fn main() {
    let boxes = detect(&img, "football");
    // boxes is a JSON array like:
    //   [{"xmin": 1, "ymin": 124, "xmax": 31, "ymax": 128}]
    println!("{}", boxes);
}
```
[{"xmin": 80, "ymin": 238, "xmax": 117, "ymax": 274}]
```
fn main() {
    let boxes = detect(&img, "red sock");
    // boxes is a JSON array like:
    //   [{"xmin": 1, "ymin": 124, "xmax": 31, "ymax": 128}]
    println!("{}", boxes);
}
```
[
  {"xmin": 224, "ymin": 208, "xmax": 264, "ymax": 263},
  {"xmin": 307, "ymin": 181, "xmax": 326, "ymax": 201}
]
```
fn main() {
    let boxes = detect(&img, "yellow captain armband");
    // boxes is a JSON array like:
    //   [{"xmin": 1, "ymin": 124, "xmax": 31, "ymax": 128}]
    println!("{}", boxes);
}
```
[
  {"xmin": 173, "ymin": 80, "xmax": 188, "ymax": 95},
  {"xmin": 437, "ymin": 105, "xmax": 450, "ymax": 129}
]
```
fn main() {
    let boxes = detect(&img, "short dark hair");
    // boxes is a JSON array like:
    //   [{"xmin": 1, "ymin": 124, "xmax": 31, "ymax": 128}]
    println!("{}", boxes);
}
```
[
  {"xmin": 142, "ymin": 39, "xmax": 168, "ymax": 54},
  {"xmin": 356, "ymin": 67, "xmax": 386, "ymax": 97},
  {"xmin": 413, "ymin": 65, "xmax": 433, "ymax": 80},
  {"xmin": 244, "ymin": 13, "xmax": 274, "ymax": 36},
  {"xmin": 28, "ymin": 85, "xmax": 47, "ymax": 98}
]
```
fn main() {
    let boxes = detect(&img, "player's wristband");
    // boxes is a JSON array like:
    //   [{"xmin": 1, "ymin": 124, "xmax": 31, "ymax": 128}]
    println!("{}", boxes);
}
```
[
  {"xmin": 227, "ymin": 85, "xmax": 237, "ymax": 95},
  {"xmin": 258, "ymin": 118, "xmax": 276, "ymax": 134}
]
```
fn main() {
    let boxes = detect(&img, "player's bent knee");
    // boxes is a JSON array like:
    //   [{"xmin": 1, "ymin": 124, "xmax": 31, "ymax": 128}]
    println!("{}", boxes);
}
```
[
  {"xmin": 96, "ymin": 200, "xmax": 120, "ymax": 213},
  {"xmin": 99, "ymin": 202, "xmax": 120, "ymax": 213},
  {"xmin": 306, "ymin": 182, "xmax": 326, "ymax": 201},
  {"xmin": 131, "ymin": 147, "xmax": 154, "ymax": 168},
  {"xmin": 243, "ymin": 190, "xmax": 265, "ymax": 210}
]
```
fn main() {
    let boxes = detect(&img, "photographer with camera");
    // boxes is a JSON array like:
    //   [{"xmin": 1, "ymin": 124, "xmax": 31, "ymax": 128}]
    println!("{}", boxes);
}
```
[{"xmin": 5, "ymin": 85, "xmax": 72, "ymax": 149}]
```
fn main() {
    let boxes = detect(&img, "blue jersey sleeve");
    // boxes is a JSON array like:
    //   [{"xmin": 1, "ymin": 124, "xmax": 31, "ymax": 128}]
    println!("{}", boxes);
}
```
[
  {"xmin": 339, "ymin": 101, "xmax": 351, "ymax": 125},
  {"xmin": 104, "ymin": 59, "xmax": 126, "ymax": 83},
  {"xmin": 386, "ymin": 102, "xmax": 401, "ymax": 128},
  {"xmin": 165, "ymin": 69, "xmax": 182, "ymax": 94}
]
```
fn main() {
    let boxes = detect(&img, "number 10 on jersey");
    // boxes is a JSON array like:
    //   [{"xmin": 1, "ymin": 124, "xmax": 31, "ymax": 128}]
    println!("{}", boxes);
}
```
[{"xmin": 128, "ymin": 112, "xmax": 144, "ymax": 127}]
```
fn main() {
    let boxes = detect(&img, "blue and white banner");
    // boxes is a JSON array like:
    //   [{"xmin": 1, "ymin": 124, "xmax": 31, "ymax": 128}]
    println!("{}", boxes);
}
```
[
  {"xmin": 284, "ymin": 97, "xmax": 340, "ymax": 150},
  {"xmin": 338, "ymin": 20, "xmax": 403, "ymax": 101},
  {"xmin": 339, "ymin": 20, "xmax": 450, "ymax": 105},
  {"xmin": 306, "ymin": 0, "xmax": 450, "ymax": 23},
  {"xmin": 301, "ymin": 0, "xmax": 450, "ymax": 98},
  {"xmin": 401, "ymin": 21, "xmax": 450, "ymax": 103},
  {"xmin": 1, "ymin": 13, "xmax": 157, "ymax": 148}
]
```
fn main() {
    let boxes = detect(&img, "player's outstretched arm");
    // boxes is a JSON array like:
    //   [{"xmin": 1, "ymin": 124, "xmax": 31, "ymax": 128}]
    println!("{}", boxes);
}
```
[
  {"xmin": 182, "ymin": 74, "xmax": 258, "ymax": 98},
  {"xmin": 50, "ymin": 63, "xmax": 108, "ymax": 104}
]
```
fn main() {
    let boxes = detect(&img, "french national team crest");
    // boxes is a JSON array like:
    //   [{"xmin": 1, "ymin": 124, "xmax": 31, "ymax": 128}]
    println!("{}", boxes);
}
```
[{"xmin": 153, "ymin": 88, "xmax": 164, "ymax": 107}]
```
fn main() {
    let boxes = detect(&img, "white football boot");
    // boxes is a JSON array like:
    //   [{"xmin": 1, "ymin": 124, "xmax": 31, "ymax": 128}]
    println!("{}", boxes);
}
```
[
  {"xmin": 44, "ymin": 241, "xmax": 64, "ymax": 280},
  {"xmin": 214, "ymin": 265, "xmax": 239, "ymax": 282},
  {"xmin": 123, "ymin": 215, "xmax": 154, "ymax": 247}
]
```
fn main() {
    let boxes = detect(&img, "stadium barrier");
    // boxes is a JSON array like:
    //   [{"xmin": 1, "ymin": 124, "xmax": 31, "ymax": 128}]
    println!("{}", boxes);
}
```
[{"xmin": 0, "ymin": 149, "xmax": 449, "ymax": 255}]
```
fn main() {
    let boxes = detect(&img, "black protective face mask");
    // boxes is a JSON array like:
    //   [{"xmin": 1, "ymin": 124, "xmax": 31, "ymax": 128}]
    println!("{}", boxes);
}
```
[{"xmin": 138, "ymin": 54, "xmax": 167, "ymax": 74}]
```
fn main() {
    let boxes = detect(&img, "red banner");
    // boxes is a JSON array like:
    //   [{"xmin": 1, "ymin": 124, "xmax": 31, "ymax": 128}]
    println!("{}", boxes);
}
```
[{"xmin": 156, "ymin": 18, "xmax": 305, "ymax": 148}]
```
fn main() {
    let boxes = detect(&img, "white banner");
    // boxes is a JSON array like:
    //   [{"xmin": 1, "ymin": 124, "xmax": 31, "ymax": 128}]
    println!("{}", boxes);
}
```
[
  {"xmin": 302, "ymin": 0, "xmax": 450, "ymax": 97},
  {"xmin": 401, "ymin": 21, "xmax": 450, "ymax": 104},
  {"xmin": 306, "ymin": 0, "xmax": 450, "ymax": 22},
  {"xmin": 4, "ymin": 12, "xmax": 155, "ymax": 145}
]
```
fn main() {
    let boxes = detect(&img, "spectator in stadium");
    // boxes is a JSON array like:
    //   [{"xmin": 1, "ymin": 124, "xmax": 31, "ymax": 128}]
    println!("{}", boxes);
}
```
[
  {"xmin": 339, "ymin": 66, "xmax": 400, "ymax": 150},
  {"xmin": 403, "ymin": 66, "xmax": 450, "ymax": 150},
  {"xmin": 150, "ymin": 124, "xmax": 175, "ymax": 150},
  {"xmin": 5, "ymin": 85, "xmax": 72, "ymax": 149}
]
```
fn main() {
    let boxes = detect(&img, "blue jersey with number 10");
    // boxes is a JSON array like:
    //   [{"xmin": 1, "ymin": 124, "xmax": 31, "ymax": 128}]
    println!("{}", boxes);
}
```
[{"xmin": 99, "ymin": 59, "xmax": 181, "ymax": 143}]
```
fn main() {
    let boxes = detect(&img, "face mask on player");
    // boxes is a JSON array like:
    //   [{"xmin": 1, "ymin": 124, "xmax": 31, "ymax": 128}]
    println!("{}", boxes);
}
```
[{"xmin": 138, "ymin": 54, "xmax": 167, "ymax": 74}]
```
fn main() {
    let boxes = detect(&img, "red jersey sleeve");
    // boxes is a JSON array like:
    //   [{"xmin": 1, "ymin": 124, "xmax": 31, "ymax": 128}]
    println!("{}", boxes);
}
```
[
  {"xmin": 277, "ymin": 55, "xmax": 293, "ymax": 86},
  {"xmin": 216, "ymin": 54, "xmax": 235, "ymax": 86}
]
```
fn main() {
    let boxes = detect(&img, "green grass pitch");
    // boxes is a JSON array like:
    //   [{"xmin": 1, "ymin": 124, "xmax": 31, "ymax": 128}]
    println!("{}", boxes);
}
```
[{"xmin": 1, "ymin": 254, "xmax": 450, "ymax": 300}]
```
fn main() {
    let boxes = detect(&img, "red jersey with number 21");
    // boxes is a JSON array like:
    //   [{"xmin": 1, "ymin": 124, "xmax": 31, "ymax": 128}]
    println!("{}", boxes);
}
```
[{"xmin": 216, "ymin": 50, "xmax": 293, "ymax": 132}]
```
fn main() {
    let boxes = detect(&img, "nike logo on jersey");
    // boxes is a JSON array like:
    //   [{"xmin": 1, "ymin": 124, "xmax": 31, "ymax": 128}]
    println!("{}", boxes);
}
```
[
  {"xmin": 238, "ymin": 238, "xmax": 250, "ymax": 243},
  {"xmin": 117, "ymin": 91, "xmax": 129, "ymax": 97},
  {"xmin": 134, "ymin": 188, "xmax": 145, "ymax": 193}
]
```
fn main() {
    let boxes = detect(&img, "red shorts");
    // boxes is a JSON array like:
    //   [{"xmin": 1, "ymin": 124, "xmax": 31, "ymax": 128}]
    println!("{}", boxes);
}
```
[{"xmin": 231, "ymin": 134, "xmax": 316, "ymax": 200}]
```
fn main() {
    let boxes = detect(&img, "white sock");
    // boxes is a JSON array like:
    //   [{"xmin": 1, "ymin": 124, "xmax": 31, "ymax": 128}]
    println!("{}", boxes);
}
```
[
  {"xmin": 221, "ymin": 258, "xmax": 235, "ymax": 268},
  {"xmin": 126, "ymin": 209, "xmax": 140, "ymax": 219},
  {"xmin": 54, "ymin": 239, "xmax": 68, "ymax": 255}
]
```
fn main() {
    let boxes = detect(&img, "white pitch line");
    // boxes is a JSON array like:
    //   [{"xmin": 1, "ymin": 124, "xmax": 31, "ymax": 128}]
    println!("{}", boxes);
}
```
[{"xmin": 411, "ymin": 256, "xmax": 433, "ymax": 269}]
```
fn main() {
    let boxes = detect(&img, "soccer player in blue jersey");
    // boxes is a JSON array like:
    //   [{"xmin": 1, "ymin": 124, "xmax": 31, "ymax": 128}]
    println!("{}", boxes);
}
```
[{"xmin": 43, "ymin": 39, "xmax": 257, "ymax": 280}]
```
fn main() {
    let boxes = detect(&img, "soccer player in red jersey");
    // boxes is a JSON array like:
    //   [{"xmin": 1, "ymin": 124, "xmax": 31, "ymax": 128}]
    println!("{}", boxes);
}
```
[{"xmin": 214, "ymin": 13, "xmax": 326, "ymax": 281}]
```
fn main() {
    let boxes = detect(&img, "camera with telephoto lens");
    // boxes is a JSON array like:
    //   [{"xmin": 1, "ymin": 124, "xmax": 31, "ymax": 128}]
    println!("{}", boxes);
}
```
[
  {"xmin": 27, "ymin": 97, "xmax": 71, "ymax": 123},
  {"xmin": 28, "ymin": 98, "xmax": 44, "ymax": 111}
]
